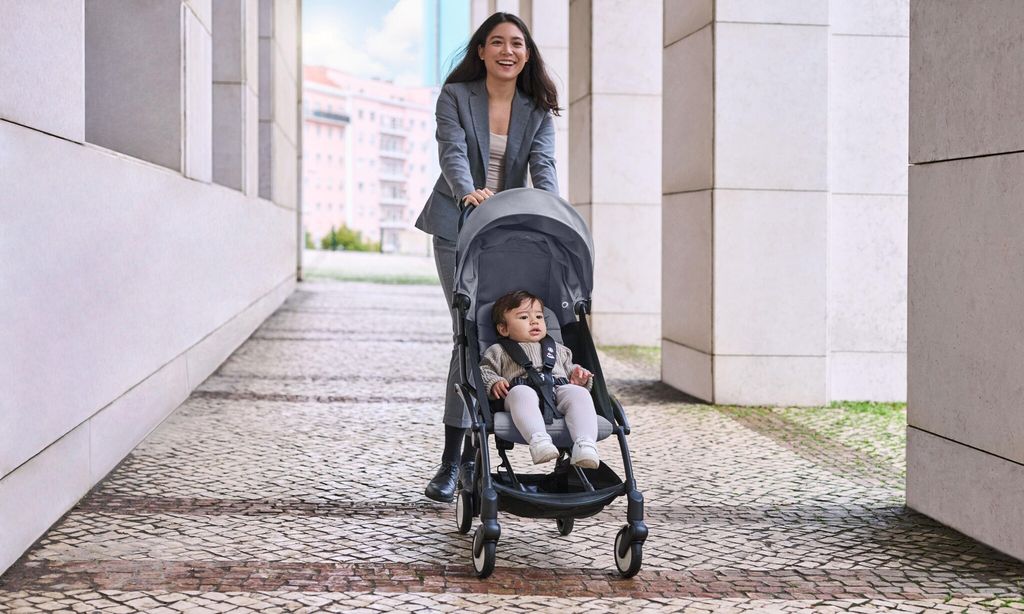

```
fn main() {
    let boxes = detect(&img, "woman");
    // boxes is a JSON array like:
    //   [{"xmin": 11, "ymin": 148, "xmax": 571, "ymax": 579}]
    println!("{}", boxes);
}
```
[{"xmin": 415, "ymin": 12, "xmax": 561, "ymax": 502}]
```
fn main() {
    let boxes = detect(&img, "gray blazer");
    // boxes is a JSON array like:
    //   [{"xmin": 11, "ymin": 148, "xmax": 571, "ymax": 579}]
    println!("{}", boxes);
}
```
[{"xmin": 415, "ymin": 79, "xmax": 558, "ymax": 241}]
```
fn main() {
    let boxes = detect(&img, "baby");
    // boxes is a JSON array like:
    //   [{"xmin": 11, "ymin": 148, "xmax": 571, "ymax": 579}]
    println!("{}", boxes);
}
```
[{"xmin": 478, "ymin": 290, "xmax": 600, "ymax": 468}]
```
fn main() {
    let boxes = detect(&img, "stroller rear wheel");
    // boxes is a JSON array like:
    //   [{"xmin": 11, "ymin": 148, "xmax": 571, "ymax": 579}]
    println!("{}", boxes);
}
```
[
  {"xmin": 472, "ymin": 527, "xmax": 496, "ymax": 578},
  {"xmin": 455, "ymin": 489, "xmax": 474, "ymax": 534},
  {"xmin": 613, "ymin": 525, "xmax": 643, "ymax": 578},
  {"xmin": 556, "ymin": 517, "xmax": 574, "ymax": 536}
]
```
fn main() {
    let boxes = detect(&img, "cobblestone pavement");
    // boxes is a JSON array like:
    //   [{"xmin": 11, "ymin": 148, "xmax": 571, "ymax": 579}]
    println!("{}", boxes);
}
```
[{"xmin": 3, "ymin": 281, "xmax": 1023, "ymax": 613}]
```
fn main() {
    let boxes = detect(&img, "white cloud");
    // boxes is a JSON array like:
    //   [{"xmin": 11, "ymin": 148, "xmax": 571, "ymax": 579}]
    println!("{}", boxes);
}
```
[{"xmin": 304, "ymin": 0, "xmax": 424, "ymax": 85}]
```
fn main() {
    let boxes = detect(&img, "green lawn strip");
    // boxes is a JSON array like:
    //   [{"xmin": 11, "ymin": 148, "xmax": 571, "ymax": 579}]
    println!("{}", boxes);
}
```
[
  {"xmin": 775, "ymin": 401, "xmax": 907, "ymax": 478},
  {"xmin": 599, "ymin": 345, "xmax": 660, "ymax": 367},
  {"xmin": 304, "ymin": 269, "xmax": 440, "ymax": 286}
]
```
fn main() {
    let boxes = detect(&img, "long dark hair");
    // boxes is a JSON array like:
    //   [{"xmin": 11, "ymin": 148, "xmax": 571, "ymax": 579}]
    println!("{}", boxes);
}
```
[{"xmin": 444, "ymin": 12, "xmax": 562, "ymax": 116}]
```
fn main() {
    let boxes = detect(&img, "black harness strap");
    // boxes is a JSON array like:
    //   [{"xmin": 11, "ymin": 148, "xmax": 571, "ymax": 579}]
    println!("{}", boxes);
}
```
[{"xmin": 498, "ymin": 335, "xmax": 560, "ymax": 425}]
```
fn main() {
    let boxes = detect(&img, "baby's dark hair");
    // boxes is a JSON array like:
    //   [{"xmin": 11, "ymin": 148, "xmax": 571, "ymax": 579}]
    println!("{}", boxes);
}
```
[{"xmin": 492, "ymin": 290, "xmax": 543, "ymax": 329}]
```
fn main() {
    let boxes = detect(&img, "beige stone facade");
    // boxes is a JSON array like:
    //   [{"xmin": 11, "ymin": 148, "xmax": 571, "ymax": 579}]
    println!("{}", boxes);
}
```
[{"xmin": 0, "ymin": 0, "xmax": 301, "ymax": 575}]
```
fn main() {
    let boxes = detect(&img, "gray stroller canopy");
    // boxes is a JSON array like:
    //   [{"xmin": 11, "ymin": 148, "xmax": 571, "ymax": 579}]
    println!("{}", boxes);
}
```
[{"xmin": 454, "ymin": 188, "xmax": 595, "ymax": 325}]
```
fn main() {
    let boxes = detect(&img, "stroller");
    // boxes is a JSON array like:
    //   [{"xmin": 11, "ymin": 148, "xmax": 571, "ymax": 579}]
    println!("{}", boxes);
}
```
[{"xmin": 449, "ymin": 187, "xmax": 647, "ymax": 578}]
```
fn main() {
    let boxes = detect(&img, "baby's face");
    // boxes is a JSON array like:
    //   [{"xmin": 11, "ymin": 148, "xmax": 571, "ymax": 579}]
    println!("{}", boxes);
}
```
[{"xmin": 498, "ymin": 299, "xmax": 547, "ymax": 342}]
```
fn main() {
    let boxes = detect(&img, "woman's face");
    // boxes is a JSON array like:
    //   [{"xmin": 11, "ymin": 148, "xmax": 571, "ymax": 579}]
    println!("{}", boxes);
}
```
[{"xmin": 478, "ymin": 22, "xmax": 530, "ymax": 83}]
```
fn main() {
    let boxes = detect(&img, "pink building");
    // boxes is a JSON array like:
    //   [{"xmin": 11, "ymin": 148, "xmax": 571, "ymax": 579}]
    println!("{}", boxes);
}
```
[{"xmin": 303, "ymin": 66, "xmax": 438, "ymax": 253}]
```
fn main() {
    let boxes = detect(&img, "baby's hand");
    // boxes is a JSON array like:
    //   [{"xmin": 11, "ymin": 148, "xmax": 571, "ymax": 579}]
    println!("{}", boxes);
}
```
[
  {"xmin": 570, "ymin": 366, "xmax": 593, "ymax": 386},
  {"xmin": 490, "ymin": 379, "xmax": 510, "ymax": 399}
]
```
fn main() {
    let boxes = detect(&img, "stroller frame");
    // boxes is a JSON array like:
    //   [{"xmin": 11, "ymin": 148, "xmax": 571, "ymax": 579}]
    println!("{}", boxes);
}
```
[{"xmin": 451, "ymin": 292, "xmax": 648, "ymax": 579}]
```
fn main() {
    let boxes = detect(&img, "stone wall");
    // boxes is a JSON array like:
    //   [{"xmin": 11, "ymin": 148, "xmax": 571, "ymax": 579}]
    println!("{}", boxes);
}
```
[
  {"xmin": 0, "ymin": 0, "xmax": 301, "ymax": 575},
  {"xmin": 907, "ymin": 0, "xmax": 1024, "ymax": 562}
]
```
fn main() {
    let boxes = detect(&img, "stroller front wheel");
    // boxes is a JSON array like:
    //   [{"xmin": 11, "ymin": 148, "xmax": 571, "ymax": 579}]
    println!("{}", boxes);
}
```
[
  {"xmin": 472, "ymin": 527, "xmax": 496, "ymax": 578},
  {"xmin": 455, "ymin": 489, "xmax": 473, "ymax": 534},
  {"xmin": 614, "ymin": 525, "xmax": 643, "ymax": 578},
  {"xmin": 556, "ymin": 517, "xmax": 574, "ymax": 536}
]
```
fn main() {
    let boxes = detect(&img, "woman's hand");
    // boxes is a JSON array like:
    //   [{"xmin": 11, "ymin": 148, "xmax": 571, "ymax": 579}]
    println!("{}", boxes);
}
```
[
  {"xmin": 569, "ymin": 366, "xmax": 593, "ymax": 386},
  {"xmin": 489, "ymin": 378, "xmax": 510, "ymax": 399},
  {"xmin": 462, "ymin": 188, "xmax": 495, "ymax": 207}
]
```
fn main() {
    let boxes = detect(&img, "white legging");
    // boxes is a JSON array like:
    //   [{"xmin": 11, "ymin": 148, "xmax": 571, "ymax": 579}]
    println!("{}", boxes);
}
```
[{"xmin": 505, "ymin": 384, "xmax": 598, "ymax": 444}]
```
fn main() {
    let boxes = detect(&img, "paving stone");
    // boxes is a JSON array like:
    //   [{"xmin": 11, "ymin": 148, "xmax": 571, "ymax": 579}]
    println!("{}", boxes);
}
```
[{"xmin": 1, "ymin": 281, "xmax": 1022, "ymax": 613}]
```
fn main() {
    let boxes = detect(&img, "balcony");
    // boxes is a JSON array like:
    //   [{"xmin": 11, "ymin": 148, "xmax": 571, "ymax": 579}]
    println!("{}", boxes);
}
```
[
  {"xmin": 378, "ymin": 148, "xmax": 408, "ymax": 160},
  {"xmin": 379, "ymin": 195, "xmax": 408, "ymax": 206},
  {"xmin": 379, "ymin": 126, "xmax": 408, "ymax": 137},
  {"xmin": 307, "ymin": 109, "xmax": 351, "ymax": 127}
]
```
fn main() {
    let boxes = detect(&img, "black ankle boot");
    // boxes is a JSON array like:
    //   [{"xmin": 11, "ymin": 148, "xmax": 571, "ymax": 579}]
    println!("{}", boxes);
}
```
[{"xmin": 424, "ymin": 461, "xmax": 459, "ymax": 502}]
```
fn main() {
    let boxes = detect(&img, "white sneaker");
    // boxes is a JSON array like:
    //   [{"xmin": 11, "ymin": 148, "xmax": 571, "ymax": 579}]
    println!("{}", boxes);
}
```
[
  {"xmin": 528, "ymin": 433, "xmax": 559, "ymax": 464},
  {"xmin": 570, "ymin": 437, "xmax": 599, "ymax": 469}
]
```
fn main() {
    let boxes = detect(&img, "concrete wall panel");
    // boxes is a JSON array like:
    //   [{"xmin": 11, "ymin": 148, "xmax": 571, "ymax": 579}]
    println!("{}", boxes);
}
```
[
  {"xmin": 829, "ymin": 194, "xmax": 907, "ymax": 352},
  {"xmin": 907, "ymin": 428, "xmax": 1024, "ymax": 562},
  {"xmin": 663, "ymin": 25, "xmax": 713, "ymax": 194},
  {"xmin": 591, "ymin": 95, "xmax": 661, "ymax": 204},
  {"xmin": 590, "ymin": 203, "xmax": 661, "ymax": 314},
  {"xmin": 568, "ymin": 0, "xmax": 591, "ymax": 104},
  {"xmin": 830, "ymin": 35, "xmax": 908, "ymax": 195},
  {"xmin": 0, "ymin": 0, "xmax": 85, "ymax": 142},
  {"xmin": 662, "ymin": 191, "xmax": 712, "ymax": 352},
  {"xmin": 831, "ymin": 352, "xmax": 906, "ymax": 402},
  {"xmin": 85, "ymin": 0, "xmax": 182, "ymax": 171},
  {"xmin": 273, "ymin": 0, "xmax": 298, "ymax": 77},
  {"xmin": 213, "ymin": 0, "xmax": 245, "ymax": 82},
  {"xmin": 662, "ymin": 339, "xmax": 712, "ymax": 402},
  {"xmin": 664, "ymin": 0, "xmax": 712, "ymax": 46},
  {"xmin": 590, "ymin": 0, "xmax": 661, "ymax": 96},
  {"xmin": 908, "ymin": 154, "xmax": 1024, "ymax": 465},
  {"xmin": 274, "ymin": 44, "xmax": 299, "ymax": 146},
  {"xmin": 272, "ymin": 123, "xmax": 298, "ymax": 209},
  {"xmin": 88, "ymin": 355, "xmax": 189, "ymax": 483},
  {"xmin": 214, "ymin": 83, "xmax": 245, "ymax": 189},
  {"xmin": 0, "ymin": 424, "xmax": 91, "ymax": 576},
  {"xmin": 716, "ymin": 0, "xmax": 828, "ymax": 25},
  {"xmin": 715, "ymin": 355, "xmax": 827, "ymax": 406},
  {"xmin": 714, "ymin": 22, "xmax": 828, "ymax": 190},
  {"xmin": 0, "ymin": 121, "xmax": 297, "ymax": 478},
  {"xmin": 830, "ymin": 0, "xmax": 908, "ymax": 36},
  {"xmin": 909, "ymin": 0, "xmax": 1024, "ymax": 163},
  {"xmin": 185, "ymin": 8, "xmax": 213, "ymax": 183},
  {"xmin": 568, "ymin": 96, "xmax": 591, "ymax": 204},
  {"xmin": 530, "ymin": 0, "xmax": 568, "ymax": 47},
  {"xmin": 186, "ymin": 0, "xmax": 212, "ymax": 31},
  {"xmin": 713, "ymin": 189, "xmax": 827, "ymax": 356}
]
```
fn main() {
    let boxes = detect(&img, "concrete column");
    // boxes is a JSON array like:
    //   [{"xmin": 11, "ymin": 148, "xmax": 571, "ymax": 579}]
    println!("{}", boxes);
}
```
[
  {"xmin": 471, "ymin": 0, "xmax": 490, "ymax": 29},
  {"xmin": 661, "ymin": 1, "xmax": 829, "ymax": 405},
  {"xmin": 258, "ymin": 0, "xmax": 299, "ymax": 207},
  {"xmin": 570, "ymin": 0, "xmax": 662, "ymax": 345},
  {"xmin": 0, "ymin": 0, "xmax": 85, "ymax": 142},
  {"xmin": 84, "ymin": 0, "xmax": 189, "ymax": 172},
  {"xmin": 827, "ymin": 1, "xmax": 909, "ymax": 401},
  {"xmin": 213, "ymin": 0, "xmax": 259, "ymax": 194},
  {"xmin": 908, "ymin": 0, "xmax": 1024, "ymax": 563},
  {"xmin": 523, "ymin": 0, "xmax": 570, "ymax": 201}
]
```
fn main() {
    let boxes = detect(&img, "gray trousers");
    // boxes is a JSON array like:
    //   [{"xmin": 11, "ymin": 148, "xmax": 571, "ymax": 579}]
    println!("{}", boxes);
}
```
[{"xmin": 433, "ymin": 236, "xmax": 471, "ymax": 428}]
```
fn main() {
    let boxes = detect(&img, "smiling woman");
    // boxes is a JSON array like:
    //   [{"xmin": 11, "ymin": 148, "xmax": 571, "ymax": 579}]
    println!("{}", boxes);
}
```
[{"xmin": 415, "ymin": 12, "xmax": 564, "ymax": 504}]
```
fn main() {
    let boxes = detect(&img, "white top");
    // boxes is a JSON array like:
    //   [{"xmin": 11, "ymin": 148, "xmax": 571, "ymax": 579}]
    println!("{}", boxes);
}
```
[{"xmin": 485, "ymin": 132, "xmax": 507, "ymax": 193}]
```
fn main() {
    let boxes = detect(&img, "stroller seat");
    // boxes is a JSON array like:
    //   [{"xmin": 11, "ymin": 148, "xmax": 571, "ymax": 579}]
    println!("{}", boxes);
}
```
[{"xmin": 476, "ymin": 301, "xmax": 614, "ymax": 447}]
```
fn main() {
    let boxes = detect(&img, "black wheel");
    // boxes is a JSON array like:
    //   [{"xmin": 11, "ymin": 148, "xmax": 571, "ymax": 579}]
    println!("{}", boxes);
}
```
[
  {"xmin": 455, "ymin": 489, "xmax": 473, "ymax": 534},
  {"xmin": 556, "ymin": 517, "xmax": 574, "ymax": 536},
  {"xmin": 472, "ymin": 527, "xmax": 496, "ymax": 578},
  {"xmin": 614, "ymin": 525, "xmax": 642, "ymax": 578}
]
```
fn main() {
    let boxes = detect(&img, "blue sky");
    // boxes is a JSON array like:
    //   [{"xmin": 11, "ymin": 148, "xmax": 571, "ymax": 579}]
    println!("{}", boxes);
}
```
[{"xmin": 303, "ymin": 0, "xmax": 470, "ymax": 87}]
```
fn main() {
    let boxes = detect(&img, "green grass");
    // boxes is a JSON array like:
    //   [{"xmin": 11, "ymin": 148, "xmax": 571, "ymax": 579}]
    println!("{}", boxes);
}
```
[
  {"xmin": 829, "ymin": 400, "xmax": 906, "ymax": 416},
  {"xmin": 598, "ymin": 345, "xmax": 660, "ymax": 365},
  {"xmin": 304, "ymin": 270, "xmax": 440, "ymax": 286}
]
